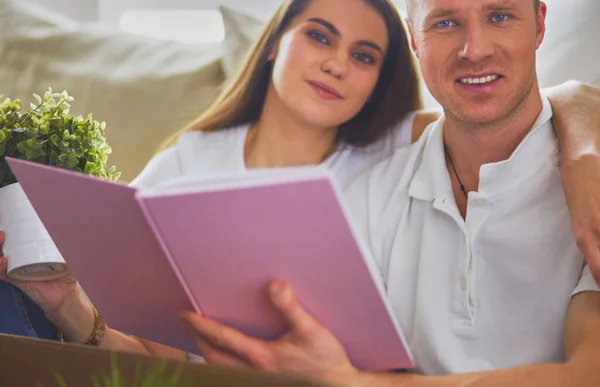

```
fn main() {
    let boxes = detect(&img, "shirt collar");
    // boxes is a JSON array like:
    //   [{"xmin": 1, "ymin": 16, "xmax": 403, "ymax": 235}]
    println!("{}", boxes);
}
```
[{"xmin": 409, "ymin": 96, "xmax": 556, "ymax": 202}]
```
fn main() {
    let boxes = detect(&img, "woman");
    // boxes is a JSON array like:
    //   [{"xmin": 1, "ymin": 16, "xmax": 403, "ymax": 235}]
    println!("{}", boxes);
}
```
[
  {"xmin": 1, "ymin": 0, "xmax": 600, "ymax": 360},
  {"xmin": 132, "ymin": 0, "xmax": 423, "ymax": 190}
]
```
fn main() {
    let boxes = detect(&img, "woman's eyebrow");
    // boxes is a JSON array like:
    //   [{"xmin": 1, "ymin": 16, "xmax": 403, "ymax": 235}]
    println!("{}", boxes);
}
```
[
  {"xmin": 306, "ymin": 17, "xmax": 383, "ymax": 54},
  {"xmin": 306, "ymin": 17, "xmax": 340, "ymax": 36}
]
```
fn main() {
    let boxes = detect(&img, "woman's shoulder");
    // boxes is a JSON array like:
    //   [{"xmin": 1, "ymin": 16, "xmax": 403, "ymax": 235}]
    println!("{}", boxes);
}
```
[
  {"xmin": 177, "ymin": 124, "xmax": 249, "ymax": 151},
  {"xmin": 130, "ymin": 124, "xmax": 250, "ymax": 189},
  {"xmin": 129, "ymin": 145, "xmax": 181, "ymax": 189}
]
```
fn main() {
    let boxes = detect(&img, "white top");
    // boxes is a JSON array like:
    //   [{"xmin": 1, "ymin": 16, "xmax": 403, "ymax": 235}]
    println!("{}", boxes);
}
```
[
  {"xmin": 131, "ymin": 112, "xmax": 417, "ymax": 189},
  {"xmin": 344, "ymin": 97, "xmax": 599, "ymax": 375}
]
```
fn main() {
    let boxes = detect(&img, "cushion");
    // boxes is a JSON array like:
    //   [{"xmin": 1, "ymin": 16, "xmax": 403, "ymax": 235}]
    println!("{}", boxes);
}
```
[
  {"xmin": 0, "ymin": 0, "xmax": 225, "ymax": 181},
  {"xmin": 537, "ymin": 0, "xmax": 600, "ymax": 88},
  {"xmin": 219, "ymin": 5, "xmax": 265, "ymax": 81}
]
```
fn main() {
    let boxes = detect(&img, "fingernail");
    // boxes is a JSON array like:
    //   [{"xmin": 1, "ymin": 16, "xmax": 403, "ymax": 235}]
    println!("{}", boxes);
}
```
[{"xmin": 270, "ymin": 280, "xmax": 286, "ymax": 298}]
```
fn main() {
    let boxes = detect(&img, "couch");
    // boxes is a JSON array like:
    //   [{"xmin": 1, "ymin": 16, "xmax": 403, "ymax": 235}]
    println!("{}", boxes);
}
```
[{"xmin": 1, "ymin": 0, "xmax": 599, "ymax": 181}]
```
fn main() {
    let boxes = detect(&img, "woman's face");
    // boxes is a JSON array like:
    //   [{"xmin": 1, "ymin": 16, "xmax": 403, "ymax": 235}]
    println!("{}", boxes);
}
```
[{"xmin": 269, "ymin": 0, "xmax": 389, "ymax": 128}]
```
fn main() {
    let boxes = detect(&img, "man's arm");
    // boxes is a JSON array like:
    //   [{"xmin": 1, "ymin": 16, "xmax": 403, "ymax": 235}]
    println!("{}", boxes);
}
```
[
  {"xmin": 182, "ymin": 283, "xmax": 600, "ymax": 387},
  {"xmin": 359, "ymin": 292, "xmax": 600, "ymax": 387},
  {"xmin": 546, "ymin": 81, "xmax": 600, "ymax": 157},
  {"xmin": 545, "ymin": 81, "xmax": 600, "ymax": 284}
]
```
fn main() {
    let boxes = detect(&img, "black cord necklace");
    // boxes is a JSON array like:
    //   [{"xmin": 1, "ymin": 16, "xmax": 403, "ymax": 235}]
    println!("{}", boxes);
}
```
[{"xmin": 444, "ymin": 144, "xmax": 468, "ymax": 199}]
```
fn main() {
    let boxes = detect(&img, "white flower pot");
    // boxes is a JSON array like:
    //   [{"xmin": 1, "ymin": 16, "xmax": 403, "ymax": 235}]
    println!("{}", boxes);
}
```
[{"xmin": 0, "ymin": 182, "xmax": 68, "ymax": 281}]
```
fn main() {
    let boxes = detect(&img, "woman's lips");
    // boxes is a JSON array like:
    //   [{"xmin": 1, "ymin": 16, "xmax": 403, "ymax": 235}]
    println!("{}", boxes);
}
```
[{"xmin": 306, "ymin": 81, "xmax": 344, "ymax": 100}]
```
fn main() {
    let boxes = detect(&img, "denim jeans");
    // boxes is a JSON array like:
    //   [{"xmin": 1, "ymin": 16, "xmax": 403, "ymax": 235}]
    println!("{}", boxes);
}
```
[{"xmin": 0, "ymin": 280, "xmax": 59, "ymax": 340}]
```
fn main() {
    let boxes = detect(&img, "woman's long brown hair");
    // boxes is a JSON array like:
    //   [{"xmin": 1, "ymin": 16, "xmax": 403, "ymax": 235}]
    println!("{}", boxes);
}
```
[{"xmin": 160, "ymin": 0, "xmax": 422, "ymax": 151}]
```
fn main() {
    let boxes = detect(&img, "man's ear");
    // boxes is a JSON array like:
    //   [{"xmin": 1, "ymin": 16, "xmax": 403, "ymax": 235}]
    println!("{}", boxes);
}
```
[
  {"xmin": 406, "ymin": 19, "xmax": 419, "ymax": 58},
  {"xmin": 535, "ymin": 2, "xmax": 548, "ymax": 50}
]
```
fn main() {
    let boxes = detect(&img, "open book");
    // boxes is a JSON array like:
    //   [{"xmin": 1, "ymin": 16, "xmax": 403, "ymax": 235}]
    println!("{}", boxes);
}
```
[{"xmin": 7, "ymin": 157, "xmax": 413, "ymax": 371}]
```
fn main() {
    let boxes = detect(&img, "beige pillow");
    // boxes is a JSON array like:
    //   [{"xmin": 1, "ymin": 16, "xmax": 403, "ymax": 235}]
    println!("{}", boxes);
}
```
[
  {"xmin": 0, "ymin": 0, "xmax": 225, "ymax": 181},
  {"xmin": 219, "ymin": 5, "xmax": 265, "ymax": 82}
]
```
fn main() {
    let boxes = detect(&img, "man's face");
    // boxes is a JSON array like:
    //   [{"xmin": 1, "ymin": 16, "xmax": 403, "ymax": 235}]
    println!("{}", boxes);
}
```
[{"xmin": 409, "ymin": 0, "xmax": 546, "ymax": 126}]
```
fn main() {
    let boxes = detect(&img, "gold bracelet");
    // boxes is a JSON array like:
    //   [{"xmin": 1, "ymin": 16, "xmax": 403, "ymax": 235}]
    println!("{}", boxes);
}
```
[
  {"xmin": 83, "ymin": 306, "xmax": 106, "ymax": 346},
  {"xmin": 57, "ymin": 329, "xmax": 64, "ymax": 342},
  {"xmin": 55, "ymin": 306, "xmax": 106, "ymax": 346}
]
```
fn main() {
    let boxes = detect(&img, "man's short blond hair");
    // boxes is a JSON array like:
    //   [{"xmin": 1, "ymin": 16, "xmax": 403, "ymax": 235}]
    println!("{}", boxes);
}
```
[{"xmin": 404, "ymin": 0, "xmax": 541, "ymax": 24}]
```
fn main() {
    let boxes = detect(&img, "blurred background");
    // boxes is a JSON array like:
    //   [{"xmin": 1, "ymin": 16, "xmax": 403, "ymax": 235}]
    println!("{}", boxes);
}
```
[{"xmin": 1, "ymin": 0, "xmax": 599, "ymax": 181}]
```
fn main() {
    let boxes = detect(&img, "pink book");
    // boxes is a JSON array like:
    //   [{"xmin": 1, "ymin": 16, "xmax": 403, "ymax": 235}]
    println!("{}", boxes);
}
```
[{"xmin": 7, "ymin": 157, "xmax": 413, "ymax": 371}]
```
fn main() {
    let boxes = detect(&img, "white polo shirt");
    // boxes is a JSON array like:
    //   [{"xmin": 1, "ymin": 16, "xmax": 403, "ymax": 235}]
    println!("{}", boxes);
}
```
[{"xmin": 344, "ymin": 97, "xmax": 599, "ymax": 375}]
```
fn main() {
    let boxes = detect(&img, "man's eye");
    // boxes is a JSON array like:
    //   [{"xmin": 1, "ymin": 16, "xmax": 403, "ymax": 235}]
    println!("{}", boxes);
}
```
[
  {"xmin": 435, "ymin": 20, "xmax": 457, "ymax": 29},
  {"xmin": 490, "ymin": 13, "xmax": 511, "ymax": 23},
  {"xmin": 308, "ymin": 31, "xmax": 330, "ymax": 45}
]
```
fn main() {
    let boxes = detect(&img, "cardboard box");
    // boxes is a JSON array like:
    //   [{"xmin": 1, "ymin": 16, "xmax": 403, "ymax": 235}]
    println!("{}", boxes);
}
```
[{"xmin": 0, "ymin": 334, "xmax": 330, "ymax": 387}]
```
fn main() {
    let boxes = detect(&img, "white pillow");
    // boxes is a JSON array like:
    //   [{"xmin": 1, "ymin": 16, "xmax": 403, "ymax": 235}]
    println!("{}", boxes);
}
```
[
  {"xmin": 219, "ymin": 5, "xmax": 266, "ymax": 81},
  {"xmin": 219, "ymin": 0, "xmax": 280, "ymax": 23},
  {"xmin": 0, "ymin": 0, "xmax": 225, "ymax": 181},
  {"xmin": 537, "ymin": 0, "xmax": 600, "ymax": 87}
]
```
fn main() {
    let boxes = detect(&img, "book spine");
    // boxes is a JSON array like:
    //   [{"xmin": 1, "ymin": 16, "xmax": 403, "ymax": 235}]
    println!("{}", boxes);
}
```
[
  {"xmin": 134, "ymin": 192, "xmax": 203, "ymax": 315},
  {"xmin": 328, "ymin": 178, "xmax": 413, "ymax": 365}
]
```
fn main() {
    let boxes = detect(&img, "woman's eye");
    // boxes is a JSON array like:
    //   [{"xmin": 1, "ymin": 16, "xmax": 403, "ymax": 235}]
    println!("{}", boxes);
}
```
[
  {"xmin": 352, "ymin": 52, "xmax": 376, "ymax": 64},
  {"xmin": 308, "ymin": 31, "xmax": 330, "ymax": 45},
  {"xmin": 435, "ymin": 19, "xmax": 457, "ymax": 29}
]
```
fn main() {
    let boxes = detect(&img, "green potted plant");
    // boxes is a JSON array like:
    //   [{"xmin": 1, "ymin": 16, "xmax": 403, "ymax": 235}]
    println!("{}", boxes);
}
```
[
  {"xmin": 49, "ymin": 354, "xmax": 191, "ymax": 387},
  {"xmin": 0, "ymin": 88, "xmax": 119, "ymax": 281}
]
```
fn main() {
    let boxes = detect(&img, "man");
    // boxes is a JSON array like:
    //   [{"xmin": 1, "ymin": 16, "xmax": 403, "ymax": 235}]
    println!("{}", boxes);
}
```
[{"xmin": 181, "ymin": 1, "xmax": 600, "ymax": 385}]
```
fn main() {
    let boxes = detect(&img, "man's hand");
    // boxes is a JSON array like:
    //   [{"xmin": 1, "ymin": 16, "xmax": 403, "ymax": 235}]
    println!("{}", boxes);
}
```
[{"xmin": 181, "ymin": 280, "xmax": 363, "ymax": 387}]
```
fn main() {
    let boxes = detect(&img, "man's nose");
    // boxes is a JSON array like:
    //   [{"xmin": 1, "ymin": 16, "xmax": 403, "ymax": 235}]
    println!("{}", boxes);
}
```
[{"xmin": 458, "ymin": 21, "xmax": 495, "ymax": 63}]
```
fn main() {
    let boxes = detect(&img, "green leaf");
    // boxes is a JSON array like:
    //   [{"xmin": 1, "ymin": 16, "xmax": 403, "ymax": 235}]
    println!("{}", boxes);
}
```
[
  {"xmin": 16, "ymin": 141, "xmax": 27, "ymax": 155},
  {"xmin": 84, "ymin": 161, "xmax": 96, "ymax": 174},
  {"xmin": 38, "ymin": 123, "xmax": 49, "ymax": 135},
  {"xmin": 50, "ymin": 116, "xmax": 63, "ymax": 130},
  {"xmin": 49, "ymin": 134, "xmax": 60, "ymax": 147},
  {"xmin": 50, "ymin": 150, "xmax": 59, "ymax": 163},
  {"xmin": 26, "ymin": 146, "xmax": 43, "ymax": 159}
]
